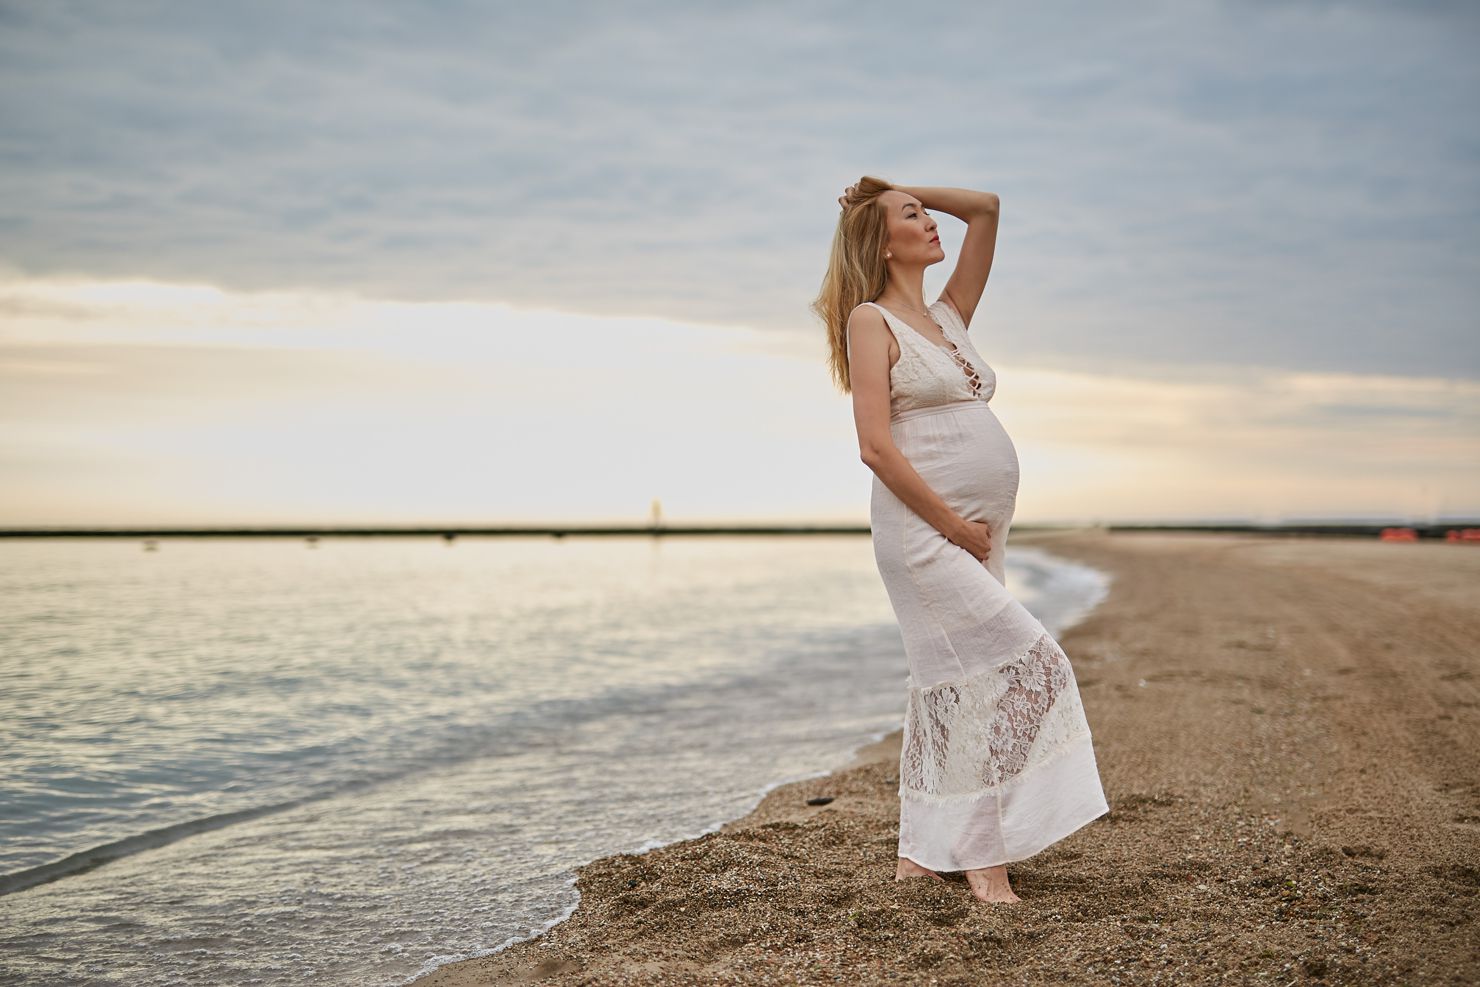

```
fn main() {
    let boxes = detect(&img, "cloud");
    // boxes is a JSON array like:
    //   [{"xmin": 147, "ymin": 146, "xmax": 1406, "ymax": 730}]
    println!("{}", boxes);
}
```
[
  {"xmin": 1, "ymin": 275, "xmax": 1475, "ymax": 526},
  {"xmin": 0, "ymin": 0, "xmax": 1474, "ymax": 387}
]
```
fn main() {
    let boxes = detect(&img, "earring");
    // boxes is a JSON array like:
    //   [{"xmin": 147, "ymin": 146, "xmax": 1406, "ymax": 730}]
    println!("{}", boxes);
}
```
[{"xmin": 885, "ymin": 252, "xmax": 892, "ymax": 259}]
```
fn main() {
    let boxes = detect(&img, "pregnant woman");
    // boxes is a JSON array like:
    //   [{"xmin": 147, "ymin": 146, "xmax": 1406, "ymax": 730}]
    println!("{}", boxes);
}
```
[{"xmin": 813, "ymin": 177, "xmax": 1109, "ymax": 904}]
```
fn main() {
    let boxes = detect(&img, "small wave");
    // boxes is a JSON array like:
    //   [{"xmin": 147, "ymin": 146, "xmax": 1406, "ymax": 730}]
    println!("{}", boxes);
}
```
[
  {"xmin": 398, "ymin": 875, "xmax": 583, "ymax": 986},
  {"xmin": 0, "ymin": 795, "xmax": 319, "ymax": 897},
  {"xmin": 0, "ymin": 758, "xmax": 437, "ymax": 898},
  {"xmin": 391, "ymin": 722, "xmax": 904, "ymax": 984}
]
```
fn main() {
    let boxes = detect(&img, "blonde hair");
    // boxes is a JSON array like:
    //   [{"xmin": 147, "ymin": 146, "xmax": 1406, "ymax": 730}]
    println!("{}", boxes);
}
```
[{"xmin": 810, "ymin": 175, "xmax": 895, "ymax": 394}]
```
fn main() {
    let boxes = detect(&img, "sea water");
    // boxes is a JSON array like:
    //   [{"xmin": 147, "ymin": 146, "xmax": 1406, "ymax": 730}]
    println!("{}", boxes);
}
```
[{"xmin": 0, "ymin": 533, "xmax": 1109, "ymax": 986}]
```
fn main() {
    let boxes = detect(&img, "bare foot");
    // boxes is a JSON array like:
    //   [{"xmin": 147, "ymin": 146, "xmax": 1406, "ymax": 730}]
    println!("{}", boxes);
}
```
[
  {"xmin": 965, "ymin": 864, "xmax": 1022, "ymax": 903},
  {"xmin": 895, "ymin": 856, "xmax": 947, "ymax": 882}
]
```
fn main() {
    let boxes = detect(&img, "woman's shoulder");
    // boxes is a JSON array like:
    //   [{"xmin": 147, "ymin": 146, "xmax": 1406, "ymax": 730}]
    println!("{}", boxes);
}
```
[
  {"xmin": 846, "ymin": 301, "xmax": 890, "ymax": 335},
  {"xmin": 845, "ymin": 301, "xmax": 899, "ymax": 361}
]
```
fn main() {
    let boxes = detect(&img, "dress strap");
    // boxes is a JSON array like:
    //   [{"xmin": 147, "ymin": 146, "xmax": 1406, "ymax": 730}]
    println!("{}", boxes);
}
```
[{"xmin": 863, "ymin": 301, "xmax": 925, "ymax": 349}]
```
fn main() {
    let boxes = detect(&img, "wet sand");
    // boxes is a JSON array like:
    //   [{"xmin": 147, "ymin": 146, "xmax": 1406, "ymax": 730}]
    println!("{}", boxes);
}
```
[{"xmin": 408, "ymin": 529, "xmax": 1480, "ymax": 986}]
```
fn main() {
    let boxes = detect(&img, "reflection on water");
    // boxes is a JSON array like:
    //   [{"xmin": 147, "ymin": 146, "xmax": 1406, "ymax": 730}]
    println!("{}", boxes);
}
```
[{"xmin": 0, "ymin": 534, "xmax": 1106, "ymax": 986}]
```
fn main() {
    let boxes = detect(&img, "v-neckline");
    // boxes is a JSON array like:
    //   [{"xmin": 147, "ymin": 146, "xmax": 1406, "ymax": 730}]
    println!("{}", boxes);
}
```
[{"xmin": 868, "ymin": 300, "xmax": 954, "ymax": 353}]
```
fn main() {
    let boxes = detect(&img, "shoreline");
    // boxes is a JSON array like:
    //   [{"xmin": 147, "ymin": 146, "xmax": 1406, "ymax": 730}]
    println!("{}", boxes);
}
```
[{"xmin": 408, "ymin": 529, "xmax": 1480, "ymax": 986}]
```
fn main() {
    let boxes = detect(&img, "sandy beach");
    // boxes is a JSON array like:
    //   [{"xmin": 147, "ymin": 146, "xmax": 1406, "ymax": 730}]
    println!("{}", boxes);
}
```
[{"xmin": 408, "ymin": 529, "xmax": 1480, "ymax": 986}]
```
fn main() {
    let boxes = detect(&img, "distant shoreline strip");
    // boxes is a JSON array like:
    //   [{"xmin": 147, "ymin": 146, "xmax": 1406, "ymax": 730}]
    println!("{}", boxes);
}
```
[{"xmin": 0, "ymin": 522, "xmax": 1471, "ymax": 539}]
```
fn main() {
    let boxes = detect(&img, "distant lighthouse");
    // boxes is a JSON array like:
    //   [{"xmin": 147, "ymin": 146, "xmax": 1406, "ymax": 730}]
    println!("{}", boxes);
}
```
[{"xmin": 650, "ymin": 497, "xmax": 664, "ymax": 530}]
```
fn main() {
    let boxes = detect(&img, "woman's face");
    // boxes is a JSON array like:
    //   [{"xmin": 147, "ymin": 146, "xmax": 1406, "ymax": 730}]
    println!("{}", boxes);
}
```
[{"xmin": 879, "ymin": 190, "xmax": 944, "ymax": 267}]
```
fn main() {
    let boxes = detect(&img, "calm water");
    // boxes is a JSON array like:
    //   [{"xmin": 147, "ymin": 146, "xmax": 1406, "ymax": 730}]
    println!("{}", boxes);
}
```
[{"xmin": 0, "ymin": 534, "xmax": 1109, "ymax": 985}]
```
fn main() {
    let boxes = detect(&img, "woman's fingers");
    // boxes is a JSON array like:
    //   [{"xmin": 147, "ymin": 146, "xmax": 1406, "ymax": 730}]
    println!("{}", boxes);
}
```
[{"xmin": 946, "ymin": 520, "xmax": 991, "ymax": 562}]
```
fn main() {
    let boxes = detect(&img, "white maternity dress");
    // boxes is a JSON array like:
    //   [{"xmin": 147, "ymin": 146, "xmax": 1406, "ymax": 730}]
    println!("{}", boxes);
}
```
[{"xmin": 852, "ymin": 298, "xmax": 1109, "ymax": 873}]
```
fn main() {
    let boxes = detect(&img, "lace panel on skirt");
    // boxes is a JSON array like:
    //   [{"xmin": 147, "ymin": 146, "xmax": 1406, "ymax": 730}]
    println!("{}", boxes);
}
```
[{"xmin": 900, "ymin": 630, "xmax": 1091, "ymax": 803}]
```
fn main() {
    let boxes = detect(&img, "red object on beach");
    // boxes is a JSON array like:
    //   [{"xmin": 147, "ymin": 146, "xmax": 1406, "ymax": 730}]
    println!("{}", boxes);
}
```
[
  {"xmin": 1378, "ymin": 527, "xmax": 1418, "ymax": 541},
  {"xmin": 1444, "ymin": 528, "xmax": 1480, "ymax": 543}
]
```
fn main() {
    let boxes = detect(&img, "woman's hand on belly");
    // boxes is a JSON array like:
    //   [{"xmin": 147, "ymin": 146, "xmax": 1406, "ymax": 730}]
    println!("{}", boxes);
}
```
[{"xmin": 948, "ymin": 518, "xmax": 994, "ymax": 564}]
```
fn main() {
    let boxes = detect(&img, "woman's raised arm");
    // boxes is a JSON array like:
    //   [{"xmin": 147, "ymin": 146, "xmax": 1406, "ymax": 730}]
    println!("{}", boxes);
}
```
[{"xmin": 893, "ymin": 185, "xmax": 1001, "ymax": 331}]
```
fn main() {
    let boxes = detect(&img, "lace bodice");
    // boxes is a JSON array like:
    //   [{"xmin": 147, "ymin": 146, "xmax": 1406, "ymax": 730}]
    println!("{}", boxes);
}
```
[{"xmin": 849, "ymin": 298, "xmax": 997, "ymax": 417}]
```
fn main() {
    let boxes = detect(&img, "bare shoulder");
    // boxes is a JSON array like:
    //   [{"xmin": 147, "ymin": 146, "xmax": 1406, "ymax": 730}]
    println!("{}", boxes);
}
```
[
  {"xmin": 849, "ymin": 301, "xmax": 895, "ymax": 336},
  {"xmin": 846, "ymin": 302, "xmax": 898, "ymax": 363},
  {"xmin": 847, "ymin": 302, "xmax": 888, "ymax": 339}
]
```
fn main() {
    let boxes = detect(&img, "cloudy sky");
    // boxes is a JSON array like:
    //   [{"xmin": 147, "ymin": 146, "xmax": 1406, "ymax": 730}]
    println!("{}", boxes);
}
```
[{"xmin": 2, "ymin": 0, "xmax": 1476, "ymax": 527}]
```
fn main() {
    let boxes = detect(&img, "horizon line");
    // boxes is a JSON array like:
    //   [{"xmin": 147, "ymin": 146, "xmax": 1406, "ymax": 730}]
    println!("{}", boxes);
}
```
[{"xmin": 2, "ymin": 519, "xmax": 1477, "ymax": 539}]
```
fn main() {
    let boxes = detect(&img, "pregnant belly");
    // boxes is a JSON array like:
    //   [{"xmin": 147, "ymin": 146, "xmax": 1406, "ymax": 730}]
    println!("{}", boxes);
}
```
[{"xmin": 881, "ymin": 403, "xmax": 1021, "ymax": 522}]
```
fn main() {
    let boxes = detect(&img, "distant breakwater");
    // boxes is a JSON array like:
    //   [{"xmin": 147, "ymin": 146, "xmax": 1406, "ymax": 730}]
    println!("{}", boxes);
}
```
[{"xmin": 0, "ymin": 522, "xmax": 1471, "ymax": 539}]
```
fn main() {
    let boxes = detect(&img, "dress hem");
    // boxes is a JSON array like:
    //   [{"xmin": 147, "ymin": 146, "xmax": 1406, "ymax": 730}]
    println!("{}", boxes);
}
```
[{"xmin": 896, "ymin": 732, "xmax": 1109, "ymax": 873}]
